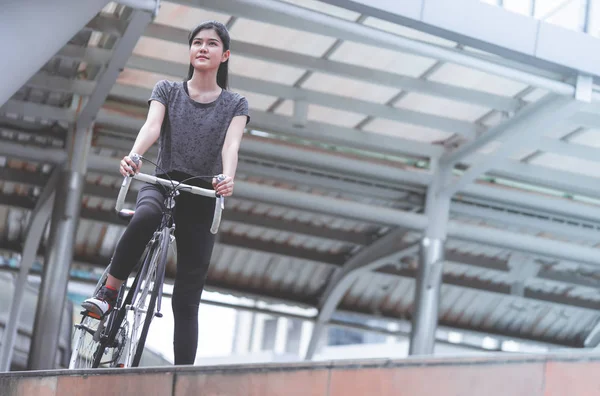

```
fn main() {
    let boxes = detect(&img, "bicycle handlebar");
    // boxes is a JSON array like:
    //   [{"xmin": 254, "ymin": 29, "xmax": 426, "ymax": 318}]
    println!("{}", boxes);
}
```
[{"xmin": 115, "ymin": 172, "xmax": 225, "ymax": 234}]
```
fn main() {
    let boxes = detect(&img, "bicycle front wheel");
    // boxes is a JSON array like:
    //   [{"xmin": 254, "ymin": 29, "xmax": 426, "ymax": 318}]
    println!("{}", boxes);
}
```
[{"xmin": 123, "ymin": 227, "xmax": 170, "ymax": 367}]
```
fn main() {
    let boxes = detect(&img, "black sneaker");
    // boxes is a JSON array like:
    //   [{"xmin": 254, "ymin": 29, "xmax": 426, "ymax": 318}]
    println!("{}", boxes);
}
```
[{"xmin": 81, "ymin": 286, "xmax": 118, "ymax": 318}]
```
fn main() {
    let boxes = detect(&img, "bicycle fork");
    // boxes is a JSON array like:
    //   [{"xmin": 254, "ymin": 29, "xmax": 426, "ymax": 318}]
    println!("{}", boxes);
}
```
[{"xmin": 155, "ymin": 225, "xmax": 175, "ymax": 317}]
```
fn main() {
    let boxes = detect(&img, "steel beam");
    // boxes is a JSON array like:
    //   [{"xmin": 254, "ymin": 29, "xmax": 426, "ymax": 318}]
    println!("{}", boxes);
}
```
[
  {"xmin": 0, "ymin": 0, "xmax": 109, "ymax": 107},
  {"xmin": 10, "ymin": 78, "xmax": 442, "ymax": 159},
  {"xmin": 319, "ymin": 0, "xmax": 600, "ymax": 81},
  {"xmin": 441, "ymin": 94, "xmax": 573, "ymax": 165},
  {"xmin": 535, "ymin": 137, "xmax": 600, "ymax": 164},
  {"xmin": 0, "ymin": 168, "xmax": 58, "ymax": 372},
  {"xmin": 0, "ymin": 174, "xmax": 369, "ymax": 247},
  {"xmin": 77, "ymin": 10, "xmax": 154, "ymax": 127},
  {"xmin": 440, "ymin": 95, "xmax": 584, "ymax": 196},
  {"xmin": 304, "ymin": 230, "xmax": 417, "ymax": 360},
  {"xmin": 5, "ymin": 144, "xmax": 600, "ymax": 268},
  {"xmin": 1, "ymin": 100, "xmax": 75, "ymax": 123},
  {"xmin": 451, "ymin": 202, "xmax": 600, "ymax": 244},
  {"xmin": 54, "ymin": 19, "xmax": 523, "ymax": 112},
  {"xmin": 506, "ymin": 254, "xmax": 541, "ymax": 297},
  {"xmin": 8, "ymin": 122, "xmax": 600, "ymax": 230},
  {"xmin": 123, "ymin": 54, "xmax": 477, "ymax": 137},
  {"xmin": 0, "ymin": 140, "xmax": 67, "ymax": 164},
  {"xmin": 86, "ymin": 134, "xmax": 423, "ymax": 203},
  {"xmin": 139, "ymin": 21, "xmax": 520, "ymax": 112},
  {"xmin": 28, "ymin": 130, "xmax": 92, "ymax": 370},
  {"xmin": 98, "ymin": 102, "xmax": 442, "ymax": 160},
  {"xmin": 461, "ymin": 183, "xmax": 600, "ymax": 225},
  {"xmin": 7, "ymin": 127, "xmax": 600, "ymax": 240},
  {"xmin": 486, "ymin": 159, "xmax": 600, "ymax": 200},
  {"xmin": 119, "ymin": 0, "xmax": 159, "ymax": 13},
  {"xmin": 56, "ymin": 44, "xmax": 113, "ymax": 64},
  {"xmin": 177, "ymin": 0, "xmax": 579, "ymax": 95}
]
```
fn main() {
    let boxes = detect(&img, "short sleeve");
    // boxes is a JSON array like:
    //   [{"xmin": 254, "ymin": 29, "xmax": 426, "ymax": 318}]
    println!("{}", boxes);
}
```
[
  {"xmin": 234, "ymin": 96, "xmax": 250, "ymax": 125},
  {"xmin": 148, "ymin": 80, "xmax": 170, "ymax": 106}
]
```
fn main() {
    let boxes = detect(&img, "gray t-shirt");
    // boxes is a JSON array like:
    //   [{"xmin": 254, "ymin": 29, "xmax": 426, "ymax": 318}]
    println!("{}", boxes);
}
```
[{"xmin": 148, "ymin": 79, "xmax": 249, "ymax": 177}]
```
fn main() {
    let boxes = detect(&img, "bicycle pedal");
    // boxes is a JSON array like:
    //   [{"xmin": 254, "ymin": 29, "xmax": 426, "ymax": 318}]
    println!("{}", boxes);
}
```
[
  {"xmin": 155, "ymin": 312, "xmax": 163, "ymax": 318},
  {"xmin": 80, "ymin": 310, "xmax": 102, "ymax": 320}
]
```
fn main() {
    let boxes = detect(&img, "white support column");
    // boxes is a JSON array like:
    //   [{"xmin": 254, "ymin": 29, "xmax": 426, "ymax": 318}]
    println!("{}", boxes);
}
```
[
  {"xmin": 28, "ymin": 126, "xmax": 93, "ymax": 370},
  {"xmin": 274, "ymin": 317, "xmax": 289, "ymax": 355},
  {"xmin": 409, "ymin": 165, "xmax": 452, "ymax": 356},
  {"xmin": 250, "ymin": 314, "xmax": 266, "ymax": 353},
  {"xmin": 0, "ymin": 0, "xmax": 109, "ymax": 107}
]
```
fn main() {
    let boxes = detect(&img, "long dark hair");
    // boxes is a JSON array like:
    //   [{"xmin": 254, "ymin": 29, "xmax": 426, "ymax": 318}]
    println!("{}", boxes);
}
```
[{"xmin": 186, "ymin": 21, "xmax": 230, "ymax": 90}]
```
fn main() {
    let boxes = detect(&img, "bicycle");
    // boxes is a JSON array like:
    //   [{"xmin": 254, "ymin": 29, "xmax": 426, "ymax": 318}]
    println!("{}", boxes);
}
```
[{"xmin": 69, "ymin": 154, "xmax": 225, "ymax": 368}]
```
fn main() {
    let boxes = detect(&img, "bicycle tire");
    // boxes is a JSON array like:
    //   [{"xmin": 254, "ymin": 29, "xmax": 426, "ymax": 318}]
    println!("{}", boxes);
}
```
[{"xmin": 130, "ymin": 227, "xmax": 170, "ymax": 367}]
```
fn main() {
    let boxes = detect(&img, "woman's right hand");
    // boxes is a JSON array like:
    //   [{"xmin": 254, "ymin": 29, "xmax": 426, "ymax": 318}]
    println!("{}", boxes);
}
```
[{"xmin": 120, "ymin": 154, "xmax": 142, "ymax": 177}]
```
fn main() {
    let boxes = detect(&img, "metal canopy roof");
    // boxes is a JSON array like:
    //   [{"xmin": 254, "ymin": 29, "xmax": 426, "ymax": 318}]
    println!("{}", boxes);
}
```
[{"xmin": 3, "ymin": 0, "xmax": 600, "ymax": 354}]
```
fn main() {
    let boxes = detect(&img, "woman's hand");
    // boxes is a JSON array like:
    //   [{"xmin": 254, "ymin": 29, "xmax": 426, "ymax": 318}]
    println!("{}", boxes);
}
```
[
  {"xmin": 119, "ymin": 154, "xmax": 142, "ymax": 177},
  {"xmin": 213, "ymin": 174, "xmax": 234, "ymax": 197}
]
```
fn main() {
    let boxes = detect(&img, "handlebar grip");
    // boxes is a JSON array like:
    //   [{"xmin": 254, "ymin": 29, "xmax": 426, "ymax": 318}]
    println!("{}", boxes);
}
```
[
  {"xmin": 115, "ymin": 154, "xmax": 140, "ymax": 213},
  {"xmin": 210, "ymin": 174, "xmax": 226, "ymax": 234},
  {"xmin": 115, "ymin": 176, "xmax": 132, "ymax": 212},
  {"xmin": 210, "ymin": 196, "xmax": 224, "ymax": 234}
]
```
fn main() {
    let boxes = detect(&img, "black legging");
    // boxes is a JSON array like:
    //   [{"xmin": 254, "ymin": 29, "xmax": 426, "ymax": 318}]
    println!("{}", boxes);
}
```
[{"xmin": 108, "ymin": 172, "xmax": 216, "ymax": 365}]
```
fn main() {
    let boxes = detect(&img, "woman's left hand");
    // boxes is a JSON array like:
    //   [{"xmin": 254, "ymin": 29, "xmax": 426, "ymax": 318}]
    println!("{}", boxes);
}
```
[{"xmin": 213, "ymin": 174, "xmax": 234, "ymax": 197}]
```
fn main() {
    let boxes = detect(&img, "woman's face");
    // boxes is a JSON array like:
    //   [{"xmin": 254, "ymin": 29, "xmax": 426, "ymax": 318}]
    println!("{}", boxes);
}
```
[{"xmin": 189, "ymin": 28, "xmax": 229, "ymax": 72}]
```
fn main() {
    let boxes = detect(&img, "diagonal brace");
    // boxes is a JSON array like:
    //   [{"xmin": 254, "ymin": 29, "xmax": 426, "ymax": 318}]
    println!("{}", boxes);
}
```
[
  {"xmin": 439, "ymin": 94, "xmax": 584, "ymax": 197},
  {"xmin": 0, "ymin": 168, "xmax": 60, "ymax": 371},
  {"xmin": 304, "ymin": 228, "xmax": 417, "ymax": 360},
  {"xmin": 76, "ymin": 8, "xmax": 154, "ymax": 130}
]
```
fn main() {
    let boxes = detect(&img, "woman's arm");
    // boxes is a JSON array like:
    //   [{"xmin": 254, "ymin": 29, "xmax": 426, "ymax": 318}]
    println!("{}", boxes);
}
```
[
  {"xmin": 120, "ymin": 100, "xmax": 166, "ymax": 176},
  {"xmin": 215, "ymin": 115, "xmax": 247, "ymax": 196}
]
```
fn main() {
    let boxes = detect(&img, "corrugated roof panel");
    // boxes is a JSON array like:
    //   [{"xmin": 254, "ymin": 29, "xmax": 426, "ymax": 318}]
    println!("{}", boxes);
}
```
[
  {"xmin": 98, "ymin": 224, "xmax": 123, "ymax": 257},
  {"xmin": 439, "ymin": 287, "xmax": 465, "ymax": 322},
  {"xmin": 290, "ymin": 261, "xmax": 318, "ymax": 294},
  {"xmin": 454, "ymin": 290, "xmax": 485, "ymax": 326},
  {"xmin": 464, "ymin": 293, "xmax": 496, "ymax": 328}
]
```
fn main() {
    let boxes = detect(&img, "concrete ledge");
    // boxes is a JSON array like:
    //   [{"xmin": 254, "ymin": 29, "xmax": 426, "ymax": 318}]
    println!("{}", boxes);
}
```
[{"xmin": 3, "ymin": 351, "xmax": 600, "ymax": 395}]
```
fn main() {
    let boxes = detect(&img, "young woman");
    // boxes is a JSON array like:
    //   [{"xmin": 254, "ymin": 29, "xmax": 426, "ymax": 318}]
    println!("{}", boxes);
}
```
[{"xmin": 82, "ymin": 20, "xmax": 249, "ymax": 365}]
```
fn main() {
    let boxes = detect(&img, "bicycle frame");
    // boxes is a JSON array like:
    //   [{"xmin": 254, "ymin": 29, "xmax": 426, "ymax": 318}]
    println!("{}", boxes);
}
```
[{"xmin": 72, "ymin": 169, "xmax": 225, "ymax": 368}]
